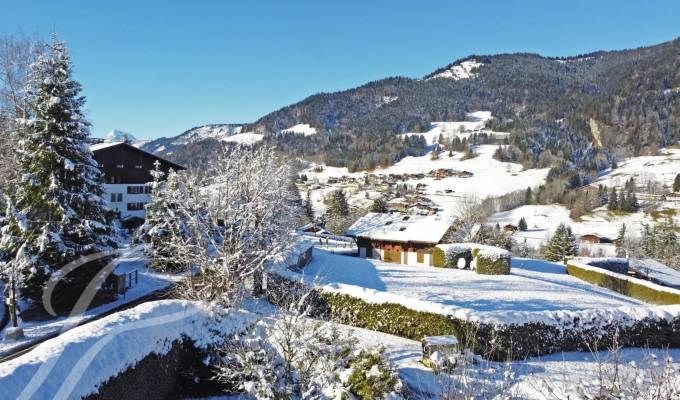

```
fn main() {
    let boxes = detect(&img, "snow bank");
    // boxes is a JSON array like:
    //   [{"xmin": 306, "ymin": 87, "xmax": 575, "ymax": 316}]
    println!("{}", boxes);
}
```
[{"xmin": 0, "ymin": 300, "xmax": 255, "ymax": 400}]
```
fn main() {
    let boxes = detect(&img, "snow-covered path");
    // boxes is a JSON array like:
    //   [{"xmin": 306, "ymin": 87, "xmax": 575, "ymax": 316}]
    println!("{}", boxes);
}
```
[{"xmin": 0, "ymin": 245, "xmax": 181, "ymax": 359}]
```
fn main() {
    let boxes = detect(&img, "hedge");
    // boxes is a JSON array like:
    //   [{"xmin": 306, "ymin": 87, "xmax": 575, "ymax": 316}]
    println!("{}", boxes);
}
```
[
  {"xmin": 472, "ymin": 248, "xmax": 511, "ymax": 275},
  {"xmin": 432, "ymin": 247, "xmax": 446, "ymax": 268},
  {"xmin": 566, "ymin": 261, "xmax": 680, "ymax": 305},
  {"xmin": 266, "ymin": 272, "xmax": 680, "ymax": 361}
]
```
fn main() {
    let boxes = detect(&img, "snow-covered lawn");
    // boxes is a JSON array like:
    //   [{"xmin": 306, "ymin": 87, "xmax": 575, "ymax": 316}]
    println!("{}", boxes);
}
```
[
  {"xmin": 286, "ymin": 250, "xmax": 651, "ymax": 324},
  {"xmin": 0, "ymin": 245, "xmax": 182, "ymax": 358}
]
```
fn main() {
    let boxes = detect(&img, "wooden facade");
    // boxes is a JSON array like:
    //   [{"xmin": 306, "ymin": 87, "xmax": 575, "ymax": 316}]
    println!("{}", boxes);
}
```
[{"xmin": 356, "ymin": 237, "xmax": 434, "ymax": 265}]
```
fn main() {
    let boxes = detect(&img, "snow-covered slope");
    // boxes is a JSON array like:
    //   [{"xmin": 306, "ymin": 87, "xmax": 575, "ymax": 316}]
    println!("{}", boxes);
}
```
[
  {"xmin": 141, "ymin": 123, "xmax": 246, "ymax": 155},
  {"xmin": 400, "ymin": 111, "xmax": 505, "ymax": 144},
  {"xmin": 425, "ymin": 59, "xmax": 484, "ymax": 81},
  {"xmin": 281, "ymin": 123, "xmax": 318, "ymax": 136},
  {"xmin": 103, "ymin": 129, "xmax": 136, "ymax": 143}
]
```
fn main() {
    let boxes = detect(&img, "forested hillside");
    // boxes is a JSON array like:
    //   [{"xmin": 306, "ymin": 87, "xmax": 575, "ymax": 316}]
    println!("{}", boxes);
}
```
[{"xmin": 150, "ymin": 38, "xmax": 680, "ymax": 178}]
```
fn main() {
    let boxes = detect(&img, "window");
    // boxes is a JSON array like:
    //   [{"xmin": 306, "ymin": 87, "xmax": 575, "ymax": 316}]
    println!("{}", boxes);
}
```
[
  {"xmin": 127, "ymin": 202, "xmax": 145, "ymax": 211},
  {"xmin": 135, "ymin": 164, "xmax": 143, "ymax": 169},
  {"xmin": 144, "ymin": 185, "xmax": 152, "ymax": 194},
  {"xmin": 116, "ymin": 164, "xmax": 124, "ymax": 168},
  {"xmin": 110, "ymin": 193, "xmax": 123, "ymax": 202},
  {"xmin": 127, "ymin": 186, "xmax": 145, "ymax": 194}
]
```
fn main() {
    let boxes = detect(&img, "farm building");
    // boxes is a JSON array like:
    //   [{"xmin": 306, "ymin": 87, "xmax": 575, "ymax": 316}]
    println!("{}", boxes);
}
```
[
  {"xmin": 346, "ymin": 212, "xmax": 453, "ymax": 266},
  {"xmin": 579, "ymin": 234, "xmax": 614, "ymax": 244}
]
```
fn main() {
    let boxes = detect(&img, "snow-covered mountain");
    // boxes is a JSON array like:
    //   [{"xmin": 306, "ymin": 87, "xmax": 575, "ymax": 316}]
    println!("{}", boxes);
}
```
[
  {"xmin": 141, "ymin": 124, "xmax": 248, "ymax": 155},
  {"xmin": 103, "ymin": 129, "xmax": 137, "ymax": 143}
]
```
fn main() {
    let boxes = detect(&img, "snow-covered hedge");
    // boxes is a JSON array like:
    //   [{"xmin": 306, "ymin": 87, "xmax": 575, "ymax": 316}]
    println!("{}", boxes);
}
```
[
  {"xmin": 573, "ymin": 257, "xmax": 629, "ymax": 274},
  {"xmin": 434, "ymin": 244, "xmax": 510, "ymax": 275},
  {"xmin": 0, "ymin": 300, "xmax": 255, "ymax": 400},
  {"xmin": 267, "ymin": 272, "xmax": 680, "ymax": 360},
  {"xmin": 566, "ymin": 260, "xmax": 680, "ymax": 305}
]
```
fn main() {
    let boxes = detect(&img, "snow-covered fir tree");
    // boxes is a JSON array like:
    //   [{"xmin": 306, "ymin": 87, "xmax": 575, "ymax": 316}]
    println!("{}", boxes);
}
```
[
  {"xmin": 303, "ymin": 190, "xmax": 314, "ymax": 222},
  {"xmin": 11, "ymin": 35, "xmax": 118, "ymax": 307},
  {"xmin": 326, "ymin": 189, "xmax": 349, "ymax": 217},
  {"xmin": 543, "ymin": 223, "xmax": 579, "ymax": 261},
  {"xmin": 138, "ymin": 161, "xmax": 186, "ymax": 271}
]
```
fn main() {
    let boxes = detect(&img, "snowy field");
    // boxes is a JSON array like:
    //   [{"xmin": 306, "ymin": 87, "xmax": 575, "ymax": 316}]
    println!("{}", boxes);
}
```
[
  {"xmin": 0, "ymin": 246, "xmax": 181, "ymax": 358},
  {"xmin": 284, "ymin": 250, "xmax": 656, "ymax": 324},
  {"xmin": 302, "ymin": 144, "xmax": 549, "ymax": 217},
  {"xmin": 595, "ymin": 148, "xmax": 680, "ymax": 189},
  {"xmin": 490, "ymin": 203, "xmax": 680, "ymax": 254}
]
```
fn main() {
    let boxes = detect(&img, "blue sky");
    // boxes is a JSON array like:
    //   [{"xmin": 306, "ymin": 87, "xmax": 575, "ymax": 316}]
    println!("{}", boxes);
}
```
[{"xmin": 2, "ymin": 1, "xmax": 680, "ymax": 139}]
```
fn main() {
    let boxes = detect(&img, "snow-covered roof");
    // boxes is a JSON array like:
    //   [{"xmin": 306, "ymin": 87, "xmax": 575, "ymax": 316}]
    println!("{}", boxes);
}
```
[
  {"xmin": 346, "ymin": 212, "xmax": 452, "ymax": 244},
  {"xmin": 89, "ymin": 141, "xmax": 122, "ymax": 151}
]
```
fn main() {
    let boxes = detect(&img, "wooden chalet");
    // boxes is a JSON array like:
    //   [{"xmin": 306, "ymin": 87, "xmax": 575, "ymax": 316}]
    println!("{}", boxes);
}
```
[
  {"xmin": 346, "ymin": 212, "xmax": 452, "ymax": 266},
  {"xmin": 90, "ymin": 141, "xmax": 185, "ymax": 228}
]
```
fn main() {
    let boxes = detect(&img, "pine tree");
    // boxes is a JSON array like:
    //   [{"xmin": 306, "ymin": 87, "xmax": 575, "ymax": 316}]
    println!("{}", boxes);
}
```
[
  {"xmin": 608, "ymin": 187, "xmax": 618, "ymax": 211},
  {"xmin": 369, "ymin": 198, "xmax": 388, "ymax": 213},
  {"xmin": 12, "ymin": 36, "xmax": 118, "ymax": 307},
  {"xmin": 524, "ymin": 187, "xmax": 533, "ymax": 205},
  {"xmin": 543, "ymin": 223, "xmax": 579, "ymax": 261},
  {"xmin": 303, "ymin": 191, "xmax": 314, "ymax": 222},
  {"xmin": 326, "ymin": 189, "xmax": 349, "ymax": 217},
  {"xmin": 518, "ymin": 217, "xmax": 528, "ymax": 231},
  {"xmin": 674, "ymin": 174, "xmax": 680, "ymax": 193}
]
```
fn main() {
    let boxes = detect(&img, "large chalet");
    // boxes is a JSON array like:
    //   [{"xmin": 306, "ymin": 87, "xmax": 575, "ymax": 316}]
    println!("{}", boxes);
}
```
[
  {"xmin": 90, "ymin": 141, "xmax": 185, "ymax": 227},
  {"xmin": 346, "ymin": 212, "xmax": 452, "ymax": 266}
]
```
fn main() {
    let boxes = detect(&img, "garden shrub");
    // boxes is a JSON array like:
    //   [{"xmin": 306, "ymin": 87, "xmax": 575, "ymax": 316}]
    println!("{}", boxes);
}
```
[
  {"xmin": 445, "ymin": 246, "xmax": 474, "ymax": 269},
  {"xmin": 472, "ymin": 248, "xmax": 511, "ymax": 275},
  {"xmin": 345, "ymin": 348, "xmax": 401, "ymax": 399},
  {"xmin": 432, "ymin": 247, "xmax": 446, "ymax": 267}
]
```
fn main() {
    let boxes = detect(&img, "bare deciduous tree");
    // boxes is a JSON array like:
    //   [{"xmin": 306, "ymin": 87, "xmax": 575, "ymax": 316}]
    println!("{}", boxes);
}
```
[{"xmin": 143, "ymin": 144, "xmax": 302, "ymax": 306}]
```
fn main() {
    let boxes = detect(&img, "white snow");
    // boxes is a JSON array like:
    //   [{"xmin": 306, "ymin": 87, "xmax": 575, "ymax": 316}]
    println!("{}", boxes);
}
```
[
  {"xmin": 401, "ymin": 111, "xmax": 501, "ymax": 145},
  {"xmin": 596, "ymin": 148, "xmax": 680, "ymax": 189},
  {"xmin": 303, "ymin": 144, "xmax": 549, "ymax": 217},
  {"xmin": 341, "ymin": 322, "xmax": 680, "ymax": 399},
  {"xmin": 281, "ymin": 123, "xmax": 318, "ymax": 136},
  {"xmin": 636, "ymin": 259, "xmax": 680, "ymax": 288},
  {"xmin": 0, "ymin": 300, "xmax": 255, "ymax": 400},
  {"xmin": 221, "ymin": 132, "xmax": 264, "ymax": 145},
  {"xmin": 275, "ymin": 250, "xmax": 680, "ymax": 326},
  {"xmin": 346, "ymin": 212, "xmax": 453, "ymax": 244},
  {"xmin": 426, "ymin": 59, "xmax": 484, "ymax": 81},
  {"xmin": 0, "ymin": 245, "xmax": 182, "ymax": 358},
  {"xmin": 103, "ymin": 129, "xmax": 136, "ymax": 143}
]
